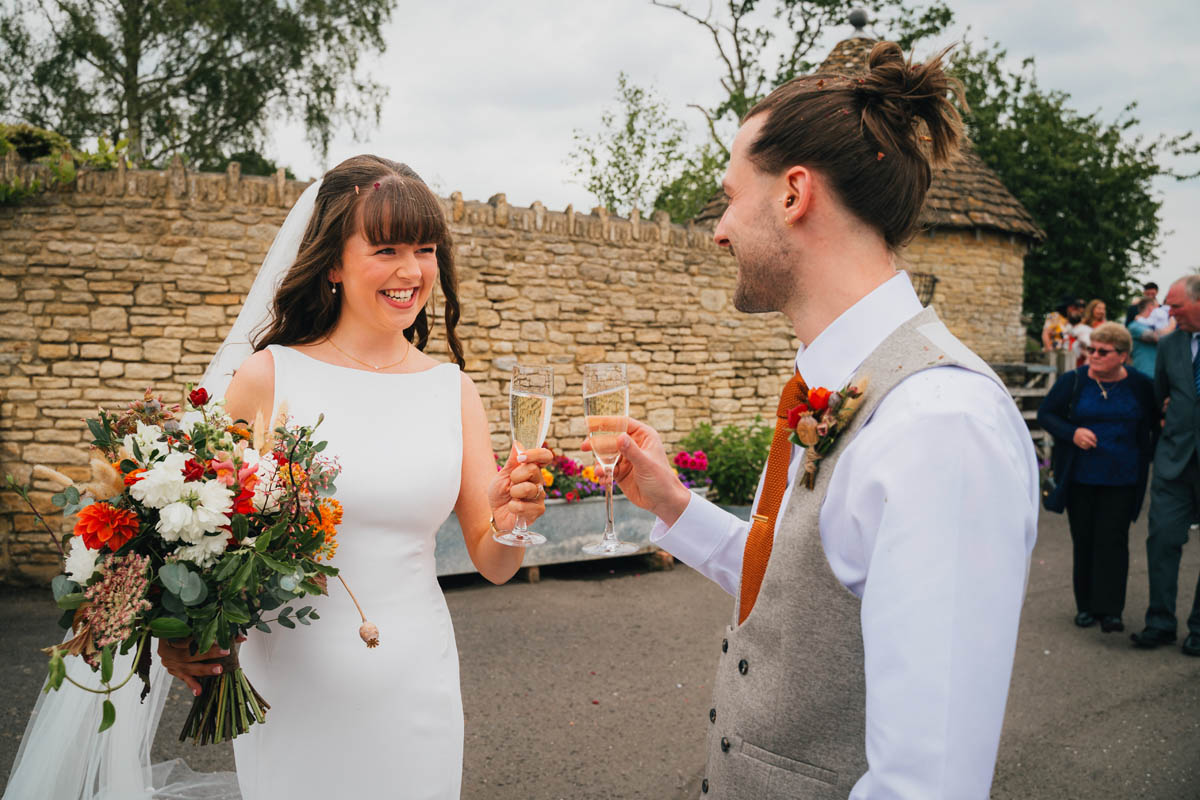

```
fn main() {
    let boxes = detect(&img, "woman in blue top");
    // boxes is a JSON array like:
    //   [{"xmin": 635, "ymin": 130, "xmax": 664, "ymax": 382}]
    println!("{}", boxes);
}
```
[{"xmin": 1038, "ymin": 322, "xmax": 1159, "ymax": 632}]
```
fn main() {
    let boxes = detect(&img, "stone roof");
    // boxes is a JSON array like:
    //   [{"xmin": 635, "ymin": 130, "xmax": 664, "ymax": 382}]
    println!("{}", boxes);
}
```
[{"xmin": 693, "ymin": 34, "xmax": 1045, "ymax": 241}]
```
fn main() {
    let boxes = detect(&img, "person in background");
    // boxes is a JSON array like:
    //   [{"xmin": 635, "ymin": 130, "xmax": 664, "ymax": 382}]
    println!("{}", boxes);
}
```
[
  {"xmin": 1043, "ymin": 296, "xmax": 1084, "ymax": 352},
  {"xmin": 1126, "ymin": 281, "xmax": 1159, "ymax": 324},
  {"xmin": 1132, "ymin": 275, "xmax": 1200, "ymax": 657},
  {"xmin": 1127, "ymin": 297, "xmax": 1174, "ymax": 377},
  {"xmin": 1038, "ymin": 322, "xmax": 1157, "ymax": 633},
  {"xmin": 1072, "ymin": 299, "xmax": 1108, "ymax": 367}
]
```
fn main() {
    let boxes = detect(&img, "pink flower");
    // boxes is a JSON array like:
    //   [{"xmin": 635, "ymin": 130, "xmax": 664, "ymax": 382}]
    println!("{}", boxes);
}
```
[{"xmin": 210, "ymin": 458, "xmax": 236, "ymax": 486}]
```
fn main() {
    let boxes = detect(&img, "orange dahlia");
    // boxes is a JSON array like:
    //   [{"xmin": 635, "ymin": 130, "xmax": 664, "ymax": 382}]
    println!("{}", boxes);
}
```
[
  {"xmin": 307, "ymin": 498, "xmax": 343, "ymax": 562},
  {"xmin": 75, "ymin": 503, "xmax": 139, "ymax": 551}
]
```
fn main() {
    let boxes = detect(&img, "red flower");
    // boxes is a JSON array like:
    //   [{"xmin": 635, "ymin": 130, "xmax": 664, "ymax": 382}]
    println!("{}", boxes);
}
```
[
  {"xmin": 565, "ymin": 491, "xmax": 579, "ymax": 503},
  {"xmin": 182, "ymin": 458, "xmax": 205, "ymax": 482},
  {"xmin": 232, "ymin": 487, "xmax": 255, "ymax": 515},
  {"xmin": 807, "ymin": 388, "xmax": 832, "ymax": 413},
  {"xmin": 188, "ymin": 387, "xmax": 209, "ymax": 408},
  {"xmin": 75, "ymin": 503, "xmax": 139, "ymax": 551},
  {"xmin": 123, "ymin": 468, "xmax": 147, "ymax": 486},
  {"xmin": 786, "ymin": 403, "xmax": 809, "ymax": 429}
]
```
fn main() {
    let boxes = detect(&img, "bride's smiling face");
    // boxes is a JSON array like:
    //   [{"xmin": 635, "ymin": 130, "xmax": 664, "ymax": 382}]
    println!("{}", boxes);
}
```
[{"xmin": 331, "ymin": 233, "xmax": 438, "ymax": 332}]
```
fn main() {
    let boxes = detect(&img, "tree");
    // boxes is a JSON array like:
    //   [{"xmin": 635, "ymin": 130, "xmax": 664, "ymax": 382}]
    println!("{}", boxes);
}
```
[
  {"xmin": 952, "ymin": 41, "xmax": 1199, "ymax": 330},
  {"xmin": 569, "ymin": 0, "xmax": 954, "ymax": 221},
  {"xmin": 569, "ymin": 73, "xmax": 689, "ymax": 217},
  {"xmin": 0, "ymin": 0, "xmax": 394, "ymax": 166}
]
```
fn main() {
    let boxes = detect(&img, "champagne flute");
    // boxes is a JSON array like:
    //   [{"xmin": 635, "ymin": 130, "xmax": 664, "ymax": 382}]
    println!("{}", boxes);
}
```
[
  {"xmin": 582, "ymin": 362, "xmax": 638, "ymax": 555},
  {"xmin": 494, "ymin": 364, "xmax": 554, "ymax": 547}
]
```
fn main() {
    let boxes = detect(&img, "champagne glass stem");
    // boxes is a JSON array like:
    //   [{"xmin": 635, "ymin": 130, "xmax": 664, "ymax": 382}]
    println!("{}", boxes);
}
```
[{"xmin": 602, "ymin": 476, "xmax": 617, "ymax": 543}]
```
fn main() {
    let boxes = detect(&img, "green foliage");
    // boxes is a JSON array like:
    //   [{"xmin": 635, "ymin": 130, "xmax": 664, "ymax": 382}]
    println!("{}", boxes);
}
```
[
  {"xmin": 0, "ymin": 0, "xmax": 393, "ymax": 166},
  {"xmin": 952, "ymin": 40, "xmax": 1199, "ymax": 330},
  {"xmin": 652, "ymin": 143, "xmax": 727, "ymax": 225},
  {"xmin": 569, "ymin": 73, "xmax": 688, "ymax": 217},
  {"xmin": 200, "ymin": 150, "xmax": 296, "ymax": 179},
  {"xmin": 679, "ymin": 417, "xmax": 773, "ymax": 505},
  {"xmin": 0, "ymin": 123, "xmax": 132, "ymax": 205}
]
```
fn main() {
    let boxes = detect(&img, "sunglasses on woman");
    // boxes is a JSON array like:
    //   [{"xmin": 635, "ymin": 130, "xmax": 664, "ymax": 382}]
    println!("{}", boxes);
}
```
[{"xmin": 1085, "ymin": 346, "xmax": 1120, "ymax": 357}]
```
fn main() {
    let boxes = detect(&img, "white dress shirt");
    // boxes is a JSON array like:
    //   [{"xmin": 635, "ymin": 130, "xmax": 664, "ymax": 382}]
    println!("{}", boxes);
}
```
[
  {"xmin": 1148, "ymin": 304, "xmax": 1172, "ymax": 331},
  {"xmin": 652, "ymin": 273, "xmax": 1039, "ymax": 799}
]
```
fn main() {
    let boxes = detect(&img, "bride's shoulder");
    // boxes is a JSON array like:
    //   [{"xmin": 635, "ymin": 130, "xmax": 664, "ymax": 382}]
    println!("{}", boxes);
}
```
[{"xmin": 226, "ymin": 349, "xmax": 276, "ymax": 422}]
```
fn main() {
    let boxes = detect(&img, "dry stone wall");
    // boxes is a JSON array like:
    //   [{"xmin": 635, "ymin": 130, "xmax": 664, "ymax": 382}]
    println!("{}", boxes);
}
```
[{"xmin": 0, "ymin": 161, "xmax": 1026, "ymax": 580}]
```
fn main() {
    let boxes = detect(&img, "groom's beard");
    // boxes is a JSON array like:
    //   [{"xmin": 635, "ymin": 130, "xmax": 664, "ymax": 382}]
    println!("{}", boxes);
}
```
[{"xmin": 732, "ymin": 221, "xmax": 797, "ymax": 314}]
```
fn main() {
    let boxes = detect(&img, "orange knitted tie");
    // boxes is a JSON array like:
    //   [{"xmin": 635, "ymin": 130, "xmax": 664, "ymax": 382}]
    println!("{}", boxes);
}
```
[{"xmin": 738, "ymin": 371, "xmax": 807, "ymax": 624}]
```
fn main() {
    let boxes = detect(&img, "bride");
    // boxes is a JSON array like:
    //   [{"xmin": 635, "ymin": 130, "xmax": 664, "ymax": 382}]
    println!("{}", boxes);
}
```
[{"xmin": 3, "ymin": 155, "xmax": 550, "ymax": 800}]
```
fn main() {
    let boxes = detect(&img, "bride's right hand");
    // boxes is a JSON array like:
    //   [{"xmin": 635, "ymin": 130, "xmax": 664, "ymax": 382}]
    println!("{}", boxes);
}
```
[{"xmin": 157, "ymin": 637, "xmax": 234, "ymax": 696}]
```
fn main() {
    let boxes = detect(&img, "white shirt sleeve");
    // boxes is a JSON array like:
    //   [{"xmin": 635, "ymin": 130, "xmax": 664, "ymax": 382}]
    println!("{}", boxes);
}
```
[
  {"xmin": 840, "ymin": 380, "xmax": 1035, "ymax": 799},
  {"xmin": 649, "ymin": 494, "xmax": 750, "ymax": 597}
]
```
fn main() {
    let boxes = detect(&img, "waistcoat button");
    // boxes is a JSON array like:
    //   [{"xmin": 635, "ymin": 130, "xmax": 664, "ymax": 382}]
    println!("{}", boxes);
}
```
[
  {"xmin": 738, "ymin": 658, "xmax": 748, "ymax": 675},
  {"xmin": 709, "ymin": 708, "xmax": 716, "ymax": 723},
  {"xmin": 702, "ymin": 778, "xmax": 709, "ymax": 794},
  {"xmin": 721, "ymin": 638, "xmax": 728, "ymax": 653},
  {"xmin": 721, "ymin": 736, "xmax": 730, "ymax": 752}
]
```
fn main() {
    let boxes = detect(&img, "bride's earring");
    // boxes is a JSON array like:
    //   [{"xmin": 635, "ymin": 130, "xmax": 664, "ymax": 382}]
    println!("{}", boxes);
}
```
[{"xmin": 330, "ymin": 282, "xmax": 338, "ymax": 294}]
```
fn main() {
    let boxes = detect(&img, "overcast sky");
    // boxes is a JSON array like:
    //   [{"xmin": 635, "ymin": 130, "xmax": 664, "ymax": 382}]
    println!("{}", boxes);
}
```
[{"xmin": 269, "ymin": 0, "xmax": 1200, "ymax": 293}]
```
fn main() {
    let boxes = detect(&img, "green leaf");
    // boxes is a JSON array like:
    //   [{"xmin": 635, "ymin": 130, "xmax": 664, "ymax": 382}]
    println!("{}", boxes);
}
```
[
  {"xmin": 276, "ymin": 615, "xmax": 295, "ymax": 629},
  {"xmin": 86, "ymin": 418, "xmax": 107, "ymax": 443},
  {"xmin": 297, "ymin": 606, "xmax": 312, "ymax": 618},
  {"xmin": 258, "ymin": 553, "xmax": 293, "ymax": 574},
  {"xmin": 100, "ymin": 645, "xmax": 114, "ymax": 683},
  {"xmin": 98, "ymin": 700, "xmax": 115, "ymax": 733},
  {"xmin": 222, "ymin": 599, "xmax": 251, "ymax": 624},
  {"xmin": 278, "ymin": 574, "xmax": 299, "ymax": 593},
  {"xmin": 149, "ymin": 617, "xmax": 192, "ymax": 639},
  {"xmin": 231, "ymin": 514, "xmax": 249, "ymax": 540},
  {"xmin": 119, "ymin": 459, "xmax": 138, "ymax": 473},
  {"xmin": 56, "ymin": 591, "xmax": 85, "ymax": 610},
  {"xmin": 308, "ymin": 611, "xmax": 320, "ymax": 620},
  {"xmin": 297, "ymin": 615, "xmax": 311, "ymax": 625},
  {"xmin": 278, "ymin": 606, "xmax": 293, "ymax": 619},
  {"xmin": 308, "ymin": 561, "xmax": 338, "ymax": 576},
  {"xmin": 51, "ymin": 491, "xmax": 67, "ymax": 508},
  {"xmin": 212, "ymin": 552, "xmax": 242, "ymax": 582},
  {"xmin": 196, "ymin": 615, "xmax": 219, "ymax": 656},
  {"xmin": 162, "ymin": 590, "xmax": 185, "ymax": 614},
  {"xmin": 298, "ymin": 580, "xmax": 325, "ymax": 596},
  {"xmin": 255, "ymin": 622, "xmax": 272, "ymax": 634},
  {"xmin": 64, "ymin": 486, "xmax": 80, "ymax": 505},
  {"xmin": 226, "ymin": 555, "xmax": 255, "ymax": 594}
]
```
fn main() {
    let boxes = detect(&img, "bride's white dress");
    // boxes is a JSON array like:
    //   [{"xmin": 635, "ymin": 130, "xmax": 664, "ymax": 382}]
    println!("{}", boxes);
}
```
[{"xmin": 233, "ymin": 345, "xmax": 465, "ymax": 799}]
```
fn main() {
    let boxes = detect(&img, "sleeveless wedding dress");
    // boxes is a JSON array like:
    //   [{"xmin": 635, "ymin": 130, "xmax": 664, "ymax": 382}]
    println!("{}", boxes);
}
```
[{"xmin": 232, "ymin": 346, "xmax": 465, "ymax": 799}]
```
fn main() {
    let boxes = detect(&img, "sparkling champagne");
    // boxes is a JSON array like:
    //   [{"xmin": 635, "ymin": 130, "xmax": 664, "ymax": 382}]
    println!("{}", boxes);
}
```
[
  {"xmin": 584, "ymin": 386, "xmax": 629, "ymax": 468},
  {"xmin": 510, "ymin": 390, "xmax": 553, "ymax": 452}
]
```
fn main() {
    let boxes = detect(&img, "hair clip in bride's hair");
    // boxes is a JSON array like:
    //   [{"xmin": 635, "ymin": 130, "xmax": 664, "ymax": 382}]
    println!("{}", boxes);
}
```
[
  {"xmin": 374, "ymin": 182, "xmax": 380, "ymax": 189},
  {"xmin": 877, "ymin": 151, "xmax": 885, "ymax": 161},
  {"xmin": 354, "ymin": 185, "xmax": 360, "ymax": 195}
]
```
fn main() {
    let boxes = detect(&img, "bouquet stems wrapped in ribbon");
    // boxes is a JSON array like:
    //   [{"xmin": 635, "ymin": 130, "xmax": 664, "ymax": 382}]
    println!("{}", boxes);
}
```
[{"xmin": 7, "ymin": 387, "xmax": 376, "ymax": 744}]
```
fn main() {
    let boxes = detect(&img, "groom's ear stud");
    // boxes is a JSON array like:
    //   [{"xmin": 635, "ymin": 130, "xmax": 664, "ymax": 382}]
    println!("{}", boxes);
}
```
[{"xmin": 785, "ymin": 196, "xmax": 796, "ymax": 207}]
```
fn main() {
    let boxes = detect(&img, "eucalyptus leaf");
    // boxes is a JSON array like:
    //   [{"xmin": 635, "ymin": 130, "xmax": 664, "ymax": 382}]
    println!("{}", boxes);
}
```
[
  {"xmin": 255, "ymin": 622, "xmax": 272, "ymax": 634},
  {"xmin": 64, "ymin": 486, "xmax": 80, "ymax": 504},
  {"xmin": 161, "ymin": 591, "xmax": 185, "ymax": 614},
  {"xmin": 158, "ymin": 563, "xmax": 189, "ymax": 595},
  {"xmin": 297, "ymin": 606, "xmax": 312, "ymax": 618},
  {"xmin": 179, "ymin": 572, "xmax": 208, "ymax": 606},
  {"xmin": 308, "ymin": 611, "xmax": 320, "ymax": 620},
  {"xmin": 276, "ymin": 615, "xmax": 295, "ymax": 629},
  {"xmin": 98, "ymin": 700, "xmax": 115, "ymax": 733},
  {"xmin": 51, "ymin": 575, "xmax": 80, "ymax": 602},
  {"xmin": 51, "ymin": 492, "xmax": 67, "ymax": 508}
]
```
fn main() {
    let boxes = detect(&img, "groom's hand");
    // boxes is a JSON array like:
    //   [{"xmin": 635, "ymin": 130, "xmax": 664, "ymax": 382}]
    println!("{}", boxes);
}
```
[{"xmin": 584, "ymin": 418, "xmax": 691, "ymax": 526}]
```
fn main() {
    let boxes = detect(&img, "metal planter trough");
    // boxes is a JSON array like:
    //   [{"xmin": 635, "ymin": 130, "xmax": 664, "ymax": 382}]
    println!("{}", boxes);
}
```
[{"xmin": 435, "ymin": 490, "xmax": 729, "ymax": 576}]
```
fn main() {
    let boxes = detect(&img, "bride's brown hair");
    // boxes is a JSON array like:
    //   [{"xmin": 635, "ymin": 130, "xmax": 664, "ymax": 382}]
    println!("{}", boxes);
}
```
[
  {"xmin": 746, "ymin": 41, "xmax": 966, "ymax": 248},
  {"xmin": 253, "ymin": 154, "xmax": 464, "ymax": 368}
]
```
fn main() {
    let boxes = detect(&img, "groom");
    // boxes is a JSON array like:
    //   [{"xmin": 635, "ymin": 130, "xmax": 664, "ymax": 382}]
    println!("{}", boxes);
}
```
[{"xmin": 603, "ymin": 54, "xmax": 1038, "ymax": 798}]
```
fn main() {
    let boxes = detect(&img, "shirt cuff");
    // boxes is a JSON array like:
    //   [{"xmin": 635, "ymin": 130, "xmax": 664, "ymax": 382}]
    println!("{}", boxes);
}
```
[{"xmin": 650, "ymin": 492, "xmax": 748, "ymax": 594}]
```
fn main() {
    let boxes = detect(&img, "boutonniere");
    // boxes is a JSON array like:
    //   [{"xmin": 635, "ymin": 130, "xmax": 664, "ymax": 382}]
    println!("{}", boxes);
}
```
[{"xmin": 786, "ymin": 375, "xmax": 871, "ymax": 489}]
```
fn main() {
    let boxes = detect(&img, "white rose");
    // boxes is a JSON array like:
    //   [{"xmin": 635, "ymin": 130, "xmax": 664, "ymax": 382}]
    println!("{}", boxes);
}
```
[
  {"xmin": 156, "ymin": 501, "xmax": 205, "ymax": 543},
  {"xmin": 63, "ymin": 538, "xmax": 101, "ymax": 583},
  {"xmin": 194, "ymin": 480, "xmax": 233, "ymax": 533},
  {"xmin": 175, "ymin": 532, "xmax": 229, "ymax": 568},
  {"xmin": 123, "ymin": 421, "xmax": 169, "ymax": 462},
  {"xmin": 128, "ymin": 452, "xmax": 189, "ymax": 509}
]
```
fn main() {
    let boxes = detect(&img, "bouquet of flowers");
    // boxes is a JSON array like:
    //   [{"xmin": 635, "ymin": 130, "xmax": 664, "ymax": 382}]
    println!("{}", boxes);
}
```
[
  {"xmin": 541, "ymin": 454, "xmax": 612, "ymax": 502},
  {"xmin": 6, "ymin": 387, "xmax": 372, "ymax": 745}
]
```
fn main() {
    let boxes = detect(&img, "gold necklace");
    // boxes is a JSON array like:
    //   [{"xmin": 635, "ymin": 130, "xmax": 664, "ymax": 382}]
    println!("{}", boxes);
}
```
[
  {"xmin": 1092, "ymin": 372, "xmax": 1121, "ymax": 400},
  {"xmin": 326, "ymin": 337, "xmax": 412, "ymax": 371}
]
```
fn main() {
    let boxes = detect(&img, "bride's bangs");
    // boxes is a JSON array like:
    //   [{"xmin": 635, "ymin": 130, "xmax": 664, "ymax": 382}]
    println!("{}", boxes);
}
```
[{"xmin": 355, "ymin": 177, "xmax": 447, "ymax": 247}]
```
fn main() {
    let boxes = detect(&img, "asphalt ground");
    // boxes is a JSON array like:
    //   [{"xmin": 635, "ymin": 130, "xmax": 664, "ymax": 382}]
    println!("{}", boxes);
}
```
[{"xmin": 2, "ymin": 510, "xmax": 1199, "ymax": 799}]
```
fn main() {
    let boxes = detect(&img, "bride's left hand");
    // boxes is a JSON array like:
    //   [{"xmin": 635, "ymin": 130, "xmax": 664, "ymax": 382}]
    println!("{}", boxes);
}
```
[{"xmin": 489, "ymin": 445, "xmax": 553, "ymax": 531}]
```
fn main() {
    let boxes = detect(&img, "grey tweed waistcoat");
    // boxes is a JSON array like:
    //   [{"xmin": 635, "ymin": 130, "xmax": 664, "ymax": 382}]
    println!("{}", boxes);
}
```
[{"xmin": 701, "ymin": 307, "xmax": 1006, "ymax": 799}]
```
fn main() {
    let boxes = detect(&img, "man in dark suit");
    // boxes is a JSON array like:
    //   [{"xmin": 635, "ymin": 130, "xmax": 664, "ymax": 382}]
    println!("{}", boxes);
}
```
[{"xmin": 1132, "ymin": 274, "xmax": 1200, "ymax": 656}]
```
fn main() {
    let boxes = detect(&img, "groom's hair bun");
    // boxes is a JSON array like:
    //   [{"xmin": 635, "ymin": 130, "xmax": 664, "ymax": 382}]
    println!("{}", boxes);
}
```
[{"xmin": 745, "ymin": 40, "xmax": 966, "ymax": 248}]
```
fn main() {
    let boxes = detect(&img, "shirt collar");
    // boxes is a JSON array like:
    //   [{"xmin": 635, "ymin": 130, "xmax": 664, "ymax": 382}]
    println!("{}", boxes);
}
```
[{"xmin": 793, "ymin": 272, "xmax": 924, "ymax": 390}]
